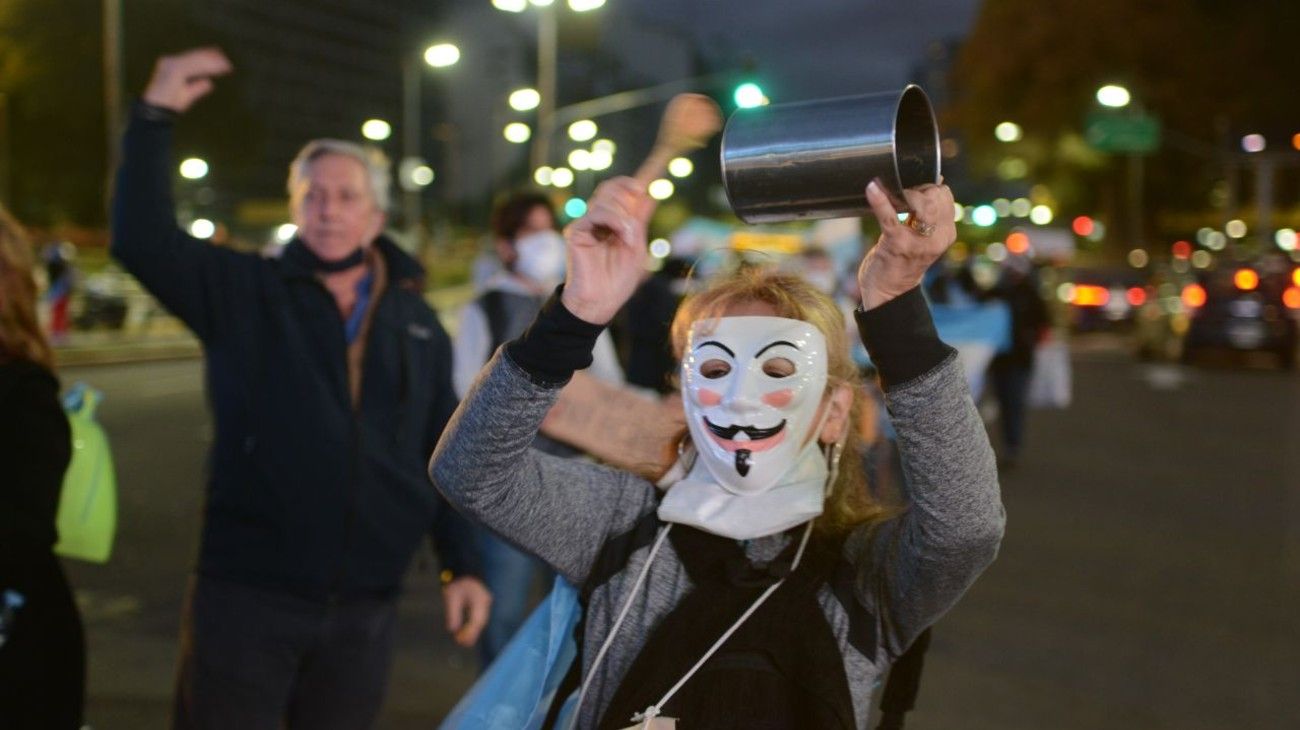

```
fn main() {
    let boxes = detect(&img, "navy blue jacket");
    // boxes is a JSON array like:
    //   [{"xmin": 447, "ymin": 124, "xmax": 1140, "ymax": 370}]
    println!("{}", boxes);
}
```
[{"xmin": 111, "ymin": 105, "xmax": 478, "ymax": 601}]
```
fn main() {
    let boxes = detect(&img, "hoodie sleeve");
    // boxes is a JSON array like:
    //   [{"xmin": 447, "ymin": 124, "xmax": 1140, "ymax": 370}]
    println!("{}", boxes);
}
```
[
  {"xmin": 848, "ymin": 286, "xmax": 1006, "ymax": 658},
  {"xmin": 430, "ymin": 291, "xmax": 661, "ymax": 583}
]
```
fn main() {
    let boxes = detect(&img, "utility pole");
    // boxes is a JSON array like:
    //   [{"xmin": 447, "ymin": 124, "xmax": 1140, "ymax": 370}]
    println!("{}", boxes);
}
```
[
  {"xmin": 531, "ymin": 5, "xmax": 558, "ymax": 172},
  {"xmin": 103, "ymin": 0, "xmax": 124, "ymax": 172},
  {"xmin": 401, "ymin": 56, "xmax": 422, "ymax": 247}
]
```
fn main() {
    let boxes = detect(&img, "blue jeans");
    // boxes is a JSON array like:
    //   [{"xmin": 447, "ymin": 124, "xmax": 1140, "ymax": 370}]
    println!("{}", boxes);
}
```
[{"xmin": 478, "ymin": 531, "xmax": 553, "ymax": 667}]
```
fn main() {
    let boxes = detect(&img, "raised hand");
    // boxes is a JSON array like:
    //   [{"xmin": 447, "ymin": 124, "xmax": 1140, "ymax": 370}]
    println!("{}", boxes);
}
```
[
  {"xmin": 142, "ymin": 47, "xmax": 233, "ymax": 114},
  {"xmin": 560, "ymin": 177, "xmax": 657, "ymax": 325},
  {"xmin": 857, "ymin": 179, "xmax": 957, "ymax": 310}
]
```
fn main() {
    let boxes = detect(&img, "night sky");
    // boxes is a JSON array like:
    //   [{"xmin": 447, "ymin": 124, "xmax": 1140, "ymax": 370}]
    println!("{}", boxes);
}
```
[{"xmin": 633, "ymin": 0, "xmax": 983, "ymax": 101}]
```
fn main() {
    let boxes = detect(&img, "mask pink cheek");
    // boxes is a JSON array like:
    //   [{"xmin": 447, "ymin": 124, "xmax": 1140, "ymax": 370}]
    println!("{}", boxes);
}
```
[
  {"xmin": 762, "ymin": 389, "xmax": 794, "ymax": 408},
  {"xmin": 696, "ymin": 388, "xmax": 723, "ymax": 407}
]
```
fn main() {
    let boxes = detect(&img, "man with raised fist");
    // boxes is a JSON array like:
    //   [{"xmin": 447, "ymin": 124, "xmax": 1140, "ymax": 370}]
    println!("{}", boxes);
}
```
[{"xmin": 111, "ymin": 48, "xmax": 489, "ymax": 730}]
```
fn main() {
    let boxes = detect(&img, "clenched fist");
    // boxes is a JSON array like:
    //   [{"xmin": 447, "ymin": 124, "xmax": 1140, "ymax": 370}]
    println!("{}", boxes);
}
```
[
  {"xmin": 560, "ymin": 177, "xmax": 657, "ymax": 325},
  {"xmin": 857, "ymin": 179, "xmax": 957, "ymax": 310}
]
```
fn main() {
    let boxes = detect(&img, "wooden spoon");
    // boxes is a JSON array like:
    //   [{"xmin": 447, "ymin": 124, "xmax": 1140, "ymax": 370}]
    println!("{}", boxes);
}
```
[{"xmin": 634, "ymin": 93, "xmax": 723, "ymax": 185}]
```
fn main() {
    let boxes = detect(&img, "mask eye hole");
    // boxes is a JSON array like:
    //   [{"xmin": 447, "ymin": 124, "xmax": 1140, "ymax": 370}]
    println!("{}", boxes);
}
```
[
  {"xmin": 699, "ymin": 359, "xmax": 732, "ymax": 379},
  {"xmin": 762, "ymin": 357, "xmax": 796, "ymax": 378}
]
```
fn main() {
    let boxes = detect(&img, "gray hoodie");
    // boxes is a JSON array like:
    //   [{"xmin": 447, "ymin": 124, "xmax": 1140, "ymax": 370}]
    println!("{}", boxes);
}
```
[{"xmin": 430, "ymin": 290, "xmax": 1004, "ymax": 729}]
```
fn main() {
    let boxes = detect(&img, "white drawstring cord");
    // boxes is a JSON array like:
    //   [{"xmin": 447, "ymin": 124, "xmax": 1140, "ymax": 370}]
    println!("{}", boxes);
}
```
[{"xmin": 566, "ymin": 523, "xmax": 674, "ymax": 730}]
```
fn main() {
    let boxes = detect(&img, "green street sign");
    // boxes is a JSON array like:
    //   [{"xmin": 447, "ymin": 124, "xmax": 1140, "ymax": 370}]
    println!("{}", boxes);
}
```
[{"xmin": 1086, "ymin": 112, "xmax": 1161, "ymax": 154}]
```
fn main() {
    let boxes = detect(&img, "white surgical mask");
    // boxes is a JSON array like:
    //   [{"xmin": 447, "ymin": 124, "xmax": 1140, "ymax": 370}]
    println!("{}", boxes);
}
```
[
  {"xmin": 658, "ymin": 316, "xmax": 837, "ymax": 539},
  {"xmin": 513, "ymin": 229, "xmax": 566, "ymax": 287}
]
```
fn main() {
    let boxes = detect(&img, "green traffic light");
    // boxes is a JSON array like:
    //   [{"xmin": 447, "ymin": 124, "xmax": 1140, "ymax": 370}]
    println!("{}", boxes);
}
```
[{"xmin": 734, "ymin": 82, "xmax": 766, "ymax": 109}]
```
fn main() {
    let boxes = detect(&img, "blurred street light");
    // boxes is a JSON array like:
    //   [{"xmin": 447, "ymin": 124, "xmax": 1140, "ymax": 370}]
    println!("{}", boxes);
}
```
[
  {"xmin": 569, "ymin": 0, "xmax": 606, "ymax": 10},
  {"xmin": 1276, "ymin": 228, "xmax": 1298, "ymax": 251},
  {"xmin": 509, "ymin": 88, "xmax": 541, "ymax": 111},
  {"xmin": 550, "ymin": 167, "xmax": 574, "ymax": 187},
  {"xmin": 492, "ymin": 0, "xmax": 528, "ymax": 11},
  {"xmin": 564, "ymin": 197, "xmax": 587, "ymax": 218},
  {"xmin": 1095, "ymin": 84, "xmax": 1131, "ymax": 108},
  {"xmin": 648, "ymin": 179, "xmax": 675, "ymax": 200},
  {"xmin": 994, "ymin": 121, "xmax": 1022, "ymax": 142},
  {"xmin": 504, "ymin": 122, "xmax": 532, "ymax": 143},
  {"xmin": 534, "ymin": 166, "xmax": 554, "ymax": 185},
  {"xmin": 179, "ymin": 157, "xmax": 209, "ymax": 180},
  {"xmin": 1029, "ymin": 204, "xmax": 1054, "ymax": 225},
  {"xmin": 362, "ymin": 119, "xmax": 392, "ymax": 141},
  {"xmin": 668, "ymin": 157, "xmax": 693, "ymax": 178},
  {"xmin": 588, "ymin": 149, "xmax": 613, "ymax": 171},
  {"xmin": 1226, "ymin": 219, "xmax": 1247, "ymax": 238},
  {"xmin": 531, "ymin": 0, "xmax": 556, "ymax": 6},
  {"xmin": 568, "ymin": 149, "xmax": 591, "ymax": 170},
  {"xmin": 1292, "ymin": 133, "xmax": 1300, "ymax": 151},
  {"xmin": 734, "ymin": 82, "xmax": 768, "ymax": 109},
  {"xmin": 971, "ymin": 204, "xmax": 997, "ymax": 227},
  {"xmin": 1127, "ymin": 249, "xmax": 1148, "ymax": 268},
  {"xmin": 423, "ymin": 43, "xmax": 460, "ymax": 68},
  {"xmin": 649, "ymin": 238, "xmax": 671, "ymax": 258},
  {"xmin": 411, "ymin": 165, "xmax": 435, "ymax": 187},
  {"xmin": 1241, "ymin": 134, "xmax": 1266, "ymax": 153},
  {"xmin": 593, "ymin": 139, "xmax": 616, "ymax": 154},
  {"xmin": 189, "ymin": 219, "xmax": 216, "ymax": 239},
  {"xmin": 275, "ymin": 223, "xmax": 298, "ymax": 243},
  {"xmin": 568, "ymin": 119, "xmax": 598, "ymax": 141}
]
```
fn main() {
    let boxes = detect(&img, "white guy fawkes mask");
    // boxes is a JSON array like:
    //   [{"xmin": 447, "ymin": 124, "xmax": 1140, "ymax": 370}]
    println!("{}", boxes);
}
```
[{"xmin": 658, "ymin": 316, "xmax": 835, "ymax": 539}]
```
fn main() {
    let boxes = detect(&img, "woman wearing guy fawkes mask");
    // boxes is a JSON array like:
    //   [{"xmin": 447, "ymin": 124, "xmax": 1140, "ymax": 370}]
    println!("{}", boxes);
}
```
[{"xmin": 432, "ymin": 177, "xmax": 1004, "ymax": 729}]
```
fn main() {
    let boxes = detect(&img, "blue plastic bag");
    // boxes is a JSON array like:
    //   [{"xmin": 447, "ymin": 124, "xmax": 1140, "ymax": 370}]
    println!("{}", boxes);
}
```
[{"xmin": 441, "ymin": 576, "xmax": 582, "ymax": 730}]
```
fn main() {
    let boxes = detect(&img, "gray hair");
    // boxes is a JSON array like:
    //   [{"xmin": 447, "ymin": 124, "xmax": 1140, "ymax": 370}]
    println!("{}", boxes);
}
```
[{"xmin": 287, "ymin": 139, "xmax": 392, "ymax": 212}]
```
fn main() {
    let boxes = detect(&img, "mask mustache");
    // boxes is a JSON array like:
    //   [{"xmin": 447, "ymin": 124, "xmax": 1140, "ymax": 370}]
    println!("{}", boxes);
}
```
[{"xmin": 704, "ymin": 417, "xmax": 786, "ymax": 441}]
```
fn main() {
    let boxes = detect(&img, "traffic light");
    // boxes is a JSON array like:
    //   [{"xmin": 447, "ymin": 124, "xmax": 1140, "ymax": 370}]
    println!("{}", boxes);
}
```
[{"xmin": 734, "ymin": 82, "xmax": 767, "ymax": 109}]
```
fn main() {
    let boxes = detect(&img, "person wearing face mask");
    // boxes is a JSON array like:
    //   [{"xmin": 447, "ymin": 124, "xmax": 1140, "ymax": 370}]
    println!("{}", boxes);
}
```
[
  {"xmin": 431, "ymin": 174, "xmax": 1004, "ymax": 728},
  {"xmin": 452, "ymin": 191, "xmax": 625, "ymax": 667},
  {"xmin": 110, "ymin": 48, "xmax": 489, "ymax": 729}
]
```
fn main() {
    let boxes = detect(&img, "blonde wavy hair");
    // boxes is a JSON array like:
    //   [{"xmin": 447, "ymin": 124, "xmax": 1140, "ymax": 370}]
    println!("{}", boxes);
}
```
[
  {"xmin": 0, "ymin": 204, "xmax": 53, "ymax": 368},
  {"xmin": 669, "ymin": 268, "xmax": 898, "ymax": 538}
]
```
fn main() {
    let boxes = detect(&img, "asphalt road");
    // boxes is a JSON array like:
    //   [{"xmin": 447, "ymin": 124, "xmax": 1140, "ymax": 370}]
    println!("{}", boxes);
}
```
[{"xmin": 62, "ymin": 345, "xmax": 1299, "ymax": 728}]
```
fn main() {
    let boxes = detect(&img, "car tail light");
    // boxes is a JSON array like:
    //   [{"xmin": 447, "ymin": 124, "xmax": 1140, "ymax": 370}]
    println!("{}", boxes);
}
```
[
  {"xmin": 1234, "ymin": 269, "xmax": 1259, "ymax": 291},
  {"xmin": 1293, "ymin": 268, "xmax": 1300, "ymax": 287},
  {"xmin": 1284, "ymin": 286, "xmax": 1300, "ymax": 310},
  {"xmin": 1125, "ymin": 287, "xmax": 1147, "ymax": 307},
  {"xmin": 1072, "ymin": 285, "xmax": 1110, "ymax": 307},
  {"xmin": 1182, "ymin": 284, "xmax": 1207, "ymax": 309}
]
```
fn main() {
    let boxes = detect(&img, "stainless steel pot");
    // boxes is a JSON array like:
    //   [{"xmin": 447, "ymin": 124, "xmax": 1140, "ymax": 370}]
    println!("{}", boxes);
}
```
[{"xmin": 720, "ymin": 85, "xmax": 940, "ymax": 223}]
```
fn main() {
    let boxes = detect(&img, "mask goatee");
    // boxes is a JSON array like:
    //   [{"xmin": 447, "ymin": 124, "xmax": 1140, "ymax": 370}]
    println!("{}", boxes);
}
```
[{"xmin": 735, "ymin": 449, "xmax": 752, "ymax": 477}]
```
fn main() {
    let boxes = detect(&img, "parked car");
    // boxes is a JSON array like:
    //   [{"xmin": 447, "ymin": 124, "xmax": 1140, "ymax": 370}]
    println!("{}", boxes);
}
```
[
  {"xmin": 1180, "ymin": 262, "xmax": 1300, "ymax": 369},
  {"xmin": 1060, "ymin": 267, "xmax": 1146, "ymax": 333}
]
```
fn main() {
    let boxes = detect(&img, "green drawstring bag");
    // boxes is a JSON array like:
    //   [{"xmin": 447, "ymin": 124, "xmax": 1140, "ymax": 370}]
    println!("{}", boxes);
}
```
[{"xmin": 53, "ymin": 383, "xmax": 117, "ymax": 563}]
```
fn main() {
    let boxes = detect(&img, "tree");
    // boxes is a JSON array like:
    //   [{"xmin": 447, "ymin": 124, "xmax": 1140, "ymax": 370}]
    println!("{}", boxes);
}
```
[{"xmin": 948, "ymin": 0, "xmax": 1300, "ymax": 235}]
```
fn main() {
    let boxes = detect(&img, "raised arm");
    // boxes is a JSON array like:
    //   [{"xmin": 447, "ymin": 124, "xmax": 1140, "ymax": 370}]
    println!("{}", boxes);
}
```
[
  {"xmin": 109, "ymin": 48, "xmax": 242, "ymax": 341},
  {"xmin": 848, "ymin": 180, "xmax": 1005, "ymax": 657},
  {"xmin": 430, "ymin": 178, "xmax": 661, "ymax": 583}
]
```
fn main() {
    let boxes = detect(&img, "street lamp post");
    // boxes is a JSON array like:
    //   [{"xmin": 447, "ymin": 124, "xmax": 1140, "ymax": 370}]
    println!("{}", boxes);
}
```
[
  {"xmin": 400, "ymin": 43, "xmax": 459, "ymax": 249},
  {"xmin": 533, "ymin": 5, "xmax": 557, "ymax": 171},
  {"xmin": 495, "ymin": 0, "xmax": 604, "ymax": 170}
]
